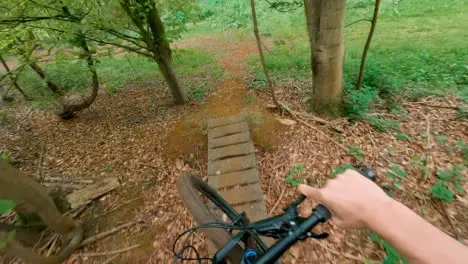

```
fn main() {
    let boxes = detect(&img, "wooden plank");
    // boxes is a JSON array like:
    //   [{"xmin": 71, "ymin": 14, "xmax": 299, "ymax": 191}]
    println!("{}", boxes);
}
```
[
  {"xmin": 208, "ymin": 168, "xmax": 260, "ymax": 189},
  {"xmin": 208, "ymin": 131, "xmax": 250, "ymax": 149},
  {"xmin": 207, "ymin": 115, "xmax": 245, "ymax": 128},
  {"xmin": 219, "ymin": 183, "xmax": 264, "ymax": 206},
  {"xmin": 208, "ymin": 142, "xmax": 254, "ymax": 161},
  {"xmin": 208, "ymin": 154, "xmax": 256, "ymax": 175},
  {"xmin": 208, "ymin": 122, "xmax": 249, "ymax": 139},
  {"xmin": 66, "ymin": 177, "xmax": 120, "ymax": 209},
  {"xmin": 233, "ymin": 201, "xmax": 268, "ymax": 222}
]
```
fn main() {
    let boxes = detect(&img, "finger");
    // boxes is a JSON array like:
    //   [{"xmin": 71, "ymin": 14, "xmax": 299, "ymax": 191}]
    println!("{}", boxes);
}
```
[{"xmin": 298, "ymin": 184, "xmax": 323, "ymax": 202}]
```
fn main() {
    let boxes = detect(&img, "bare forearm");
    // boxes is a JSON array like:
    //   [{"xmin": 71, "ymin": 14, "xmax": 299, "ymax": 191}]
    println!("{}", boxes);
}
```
[{"xmin": 368, "ymin": 199, "xmax": 468, "ymax": 264}]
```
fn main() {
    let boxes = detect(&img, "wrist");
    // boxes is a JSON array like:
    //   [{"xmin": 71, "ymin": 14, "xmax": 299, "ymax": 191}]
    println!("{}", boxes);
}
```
[{"xmin": 363, "ymin": 195, "xmax": 396, "ymax": 229}]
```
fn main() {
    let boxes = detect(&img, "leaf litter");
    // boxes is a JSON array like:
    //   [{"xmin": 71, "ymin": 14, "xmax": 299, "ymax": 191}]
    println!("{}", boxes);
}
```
[{"xmin": 0, "ymin": 34, "xmax": 467, "ymax": 264}]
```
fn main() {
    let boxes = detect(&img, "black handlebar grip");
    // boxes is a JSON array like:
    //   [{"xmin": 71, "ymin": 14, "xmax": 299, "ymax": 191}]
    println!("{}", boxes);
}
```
[
  {"xmin": 360, "ymin": 168, "xmax": 377, "ymax": 182},
  {"xmin": 315, "ymin": 168, "xmax": 377, "ymax": 221}
]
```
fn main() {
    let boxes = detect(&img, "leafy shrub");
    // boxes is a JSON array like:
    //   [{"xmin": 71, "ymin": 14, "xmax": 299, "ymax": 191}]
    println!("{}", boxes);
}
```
[
  {"xmin": 430, "ymin": 165, "xmax": 466, "ymax": 202},
  {"xmin": 285, "ymin": 164, "xmax": 304, "ymax": 186}
]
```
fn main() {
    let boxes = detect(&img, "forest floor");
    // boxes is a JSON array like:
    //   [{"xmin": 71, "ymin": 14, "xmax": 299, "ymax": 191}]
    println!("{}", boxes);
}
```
[{"xmin": 1, "ymin": 33, "xmax": 467, "ymax": 264}]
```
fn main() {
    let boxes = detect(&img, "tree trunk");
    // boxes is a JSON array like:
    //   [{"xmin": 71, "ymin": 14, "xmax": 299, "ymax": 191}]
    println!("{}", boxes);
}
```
[
  {"xmin": 355, "ymin": 0, "xmax": 381, "ymax": 90},
  {"xmin": 0, "ymin": 54, "xmax": 28, "ymax": 100},
  {"xmin": 146, "ymin": 3, "xmax": 186, "ymax": 104},
  {"xmin": 250, "ymin": 0, "xmax": 279, "ymax": 107},
  {"xmin": 304, "ymin": 0, "xmax": 346, "ymax": 116},
  {"xmin": 121, "ymin": 0, "xmax": 186, "ymax": 105},
  {"xmin": 59, "ymin": 34, "xmax": 99, "ymax": 119},
  {"xmin": 28, "ymin": 62, "xmax": 64, "ymax": 96}
]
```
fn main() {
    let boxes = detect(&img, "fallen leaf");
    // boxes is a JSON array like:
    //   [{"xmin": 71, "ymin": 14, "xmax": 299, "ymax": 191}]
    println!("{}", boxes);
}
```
[
  {"xmin": 277, "ymin": 118, "xmax": 296, "ymax": 126},
  {"xmin": 175, "ymin": 158, "xmax": 183, "ymax": 170}
]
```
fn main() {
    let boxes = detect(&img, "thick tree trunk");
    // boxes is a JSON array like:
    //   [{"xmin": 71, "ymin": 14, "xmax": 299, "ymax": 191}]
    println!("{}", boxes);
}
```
[
  {"xmin": 304, "ymin": 0, "xmax": 346, "ymax": 116},
  {"xmin": 355, "ymin": 0, "xmax": 381, "ymax": 90},
  {"xmin": 146, "ymin": 4, "xmax": 185, "ymax": 104},
  {"xmin": 250, "ymin": 0, "xmax": 279, "ymax": 107},
  {"xmin": 0, "ymin": 54, "xmax": 27, "ymax": 100},
  {"xmin": 59, "ymin": 34, "xmax": 99, "ymax": 119}
]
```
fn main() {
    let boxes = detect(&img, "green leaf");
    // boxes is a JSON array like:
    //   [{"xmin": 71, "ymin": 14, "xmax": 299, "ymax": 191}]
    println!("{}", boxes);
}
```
[
  {"xmin": 437, "ymin": 169, "xmax": 453, "ymax": 180},
  {"xmin": 430, "ymin": 180, "xmax": 454, "ymax": 202},
  {"xmin": 396, "ymin": 132, "xmax": 411, "ymax": 142},
  {"xmin": 284, "ymin": 176, "xmax": 302, "ymax": 187},
  {"xmin": 435, "ymin": 135, "xmax": 448, "ymax": 143},
  {"xmin": 390, "ymin": 165, "xmax": 406, "ymax": 177},
  {"xmin": 0, "ymin": 200, "xmax": 15, "ymax": 214},
  {"xmin": 453, "ymin": 184, "xmax": 464, "ymax": 193},
  {"xmin": 331, "ymin": 163, "xmax": 353, "ymax": 177},
  {"xmin": 289, "ymin": 164, "xmax": 304, "ymax": 177}
]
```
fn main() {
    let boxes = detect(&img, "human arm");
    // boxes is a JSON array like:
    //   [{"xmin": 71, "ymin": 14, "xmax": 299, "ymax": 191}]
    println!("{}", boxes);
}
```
[{"xmin": 298, "ymin": 169, "xmax": 468, "ymax": 264}]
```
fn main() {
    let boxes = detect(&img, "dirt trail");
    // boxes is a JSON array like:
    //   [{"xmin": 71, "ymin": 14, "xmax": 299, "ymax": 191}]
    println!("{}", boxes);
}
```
[{"xmin": 166, "ymin": 35, "xmax": 283, "ymax": 161}]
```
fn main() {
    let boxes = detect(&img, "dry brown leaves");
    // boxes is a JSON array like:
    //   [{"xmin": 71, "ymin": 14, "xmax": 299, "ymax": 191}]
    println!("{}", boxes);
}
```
[{"xmin": 1, "ymin": 34, "xmax": 467, "ymax": 264}]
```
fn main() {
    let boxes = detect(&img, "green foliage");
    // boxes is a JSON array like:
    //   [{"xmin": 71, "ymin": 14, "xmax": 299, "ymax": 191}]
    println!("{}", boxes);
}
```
[
  {"xmin": 370, "ymin": 233, "xmax": 408, "ymax": 264},
  {"xmin": 388, "ymin": 165, "xmax": 407, "ymax": 178},
  {"xmin": 243, "ymin": 95, "xmax": 256, "ymax": 104},
  {"xmin": 347, "ymin": 145, "xmax": 364, "ymax": 161},
  {"xmin": 431, "ymin": 165, "xmax": 466, "ymax": 202},
  {"xmin": 385, "ymin": 165, "xmax": 406, "ymax": 193},
  {"xmin": 331, "ymin": 163, "xmax": 353, "ymax": 177},
  {"xmin": 238, "ymin": 0, "xmax": 467, "ymax": 121},
  {"xmin": 435, "ymin": 135, "xmax": 449, "ymax": 144},
  {"xmin": 396, "ymin": 132, "xmax": 411, "ymax": 142},
  {"xmin": 431, "ymin": 180, "xmax": 454, "ymax": 202},
  {"xmin": 187, "ymin": 81, "xmax": 208, "ymax": 102},
  {"xmin": 0, "ymin": 200, "xmax": 15, "ymax": 214},
  {"xmin": 0, "ymin": 152, "xmax": 15, "ymax": 165},
  {"xmin": 16, "ymin": 48, "xmax": 220, "ymax": 106},
  {"xmin": 285, "ymin": 163, "xmax": 304, "ymax": 187},
  {"xmin": 103, "ymin": 165, "xmax": 113, "ymax": 171}
]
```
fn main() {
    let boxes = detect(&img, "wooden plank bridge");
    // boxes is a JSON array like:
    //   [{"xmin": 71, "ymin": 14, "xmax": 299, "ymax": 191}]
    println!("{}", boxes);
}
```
[{"xmin": 207, "ymin": 115, "xmax": 268, "ymax": 222}]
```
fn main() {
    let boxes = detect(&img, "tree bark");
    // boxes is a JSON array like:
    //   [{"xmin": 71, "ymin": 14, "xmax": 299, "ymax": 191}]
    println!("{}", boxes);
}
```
[
  {"xmin": 250, "ymin": 0, "xmax": 279, "ymax": 107},
  {"xmin": 355, "ymin": 0, "xmax": 381, "ymax": 90},
  {"xmin": 304, "ymin": 0, "xmax": 346, "ymax": 116},
  {"xmin": 59, "ymin": 34, "xmax": 99, "ymax": 119},
  {"xmin": 146, "ymin": 2, "xmax": 185, "ymax": 104},
  {"xmin": 0, "ymin": 54, "xmax": 28, "ymax": 100},
  {"xmin": 121, "ymin": 0, "xmax": 186, "ymax": 105},
  {"xmin": 28, "ymin": 62, "xmax": 64, "ymax": 96}
]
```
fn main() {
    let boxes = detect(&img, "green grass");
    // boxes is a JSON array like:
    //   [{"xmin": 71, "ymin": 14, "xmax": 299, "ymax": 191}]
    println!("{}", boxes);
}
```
[
  {"xmin": 218, "ymin": 0, "xmax": 468, "ymax": 123},
  {"xmin": 16, "ymin": 48, "xmax": 222, "ymax": 106}
]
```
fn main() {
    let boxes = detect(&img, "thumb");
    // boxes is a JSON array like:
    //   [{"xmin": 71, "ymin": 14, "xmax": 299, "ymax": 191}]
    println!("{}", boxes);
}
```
[{"xmin": 298, "ymin": 184, "xmax": 323, "ymax": 202}]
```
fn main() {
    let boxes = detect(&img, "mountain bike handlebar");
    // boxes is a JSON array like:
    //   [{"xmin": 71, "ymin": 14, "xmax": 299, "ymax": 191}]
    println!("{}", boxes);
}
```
[{"xmin": 242, "ymin": 168, "xmax": 377, "ymax": 264}]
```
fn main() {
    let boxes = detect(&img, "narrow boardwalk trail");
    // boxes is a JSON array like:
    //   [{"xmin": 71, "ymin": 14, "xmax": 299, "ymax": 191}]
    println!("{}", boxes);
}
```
[
  {"xmin": 207, "ymin": 115, "xmax": 267, "ymax": 221},
  {"xmin": 166, "ymin": 35, "xmax": 283, "ymax": 160}
]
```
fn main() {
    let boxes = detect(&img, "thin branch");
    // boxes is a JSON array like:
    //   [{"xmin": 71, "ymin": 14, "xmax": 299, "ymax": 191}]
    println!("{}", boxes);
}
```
[
  {"xmin": 250, "ymin": 0, "xmax": 279, "ymax": 107},
  {"xmin": 82, "ymin": 35, "xmax": 152, "ymax": 58},
  {"xmin": 345, "ymin": 18, "xmax": 372, "ymax": 27},
  {"xmin": 79, "ymin": 221, "xmax": 141, "ymax": 247},
  {"xmin": 0, "ymin": 15, "xmax": 77, "ymax": 24},
  {"xmin": 268, "ymin": 187, "xmax": 286, "ymax": 215},
  {"xmin": 81, "ymin": 244, "xmax": 140, "ymax": 257},
  {"xmin": 264, "ymin": 0, "xmax": 303, "ymax": 13},
  {"xmin": 355, "ymin": 0, "xmax": 381, "ymax": 90}
]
